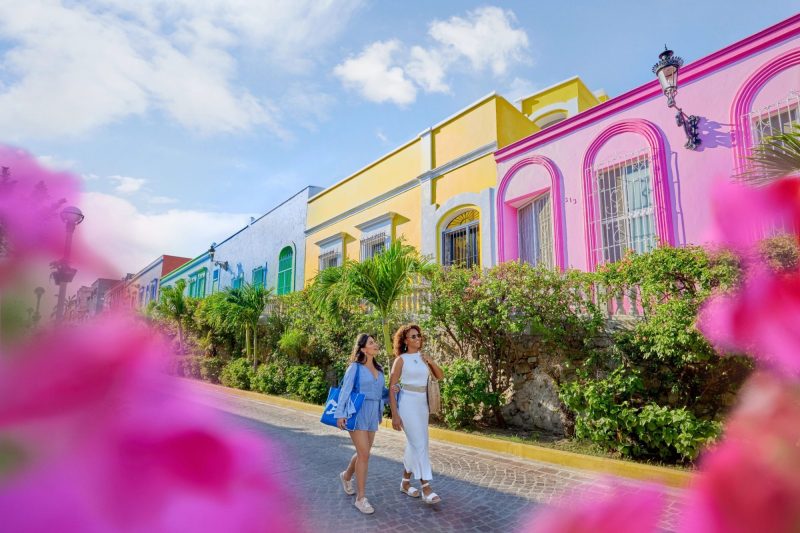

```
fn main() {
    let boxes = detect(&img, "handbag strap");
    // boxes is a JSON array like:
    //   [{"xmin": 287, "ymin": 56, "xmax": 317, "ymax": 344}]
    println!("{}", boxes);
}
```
[{"xmin": 354, "ymin": 362, "xmax": 361, "ymax": 394}]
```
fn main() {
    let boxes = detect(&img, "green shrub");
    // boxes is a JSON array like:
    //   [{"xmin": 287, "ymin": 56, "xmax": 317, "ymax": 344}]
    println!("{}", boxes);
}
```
[
  {"xmin": 199, "ymin": 356, "xmax": 224, "ymax": 384},
  {"xmin": 253, "ymin": 362, "xmax": 288, "ymax": 395},
  {"xmin": 440, "ymin": 359, "xmax": 499, "ymax": 429},
  {"xmin": 561, "ymin": 366, "xmax": 721, "ymax": 462},
  {"xmin": 220, "ymin": 358, "xmax": 254, "ymax": 390},
  {"xmin": 285, "ymin": 364, "xmax": 329, "ymax": 404},
  {"xmin": 278, "ymin": 328, "xmax": 309, "ymax": 360}
]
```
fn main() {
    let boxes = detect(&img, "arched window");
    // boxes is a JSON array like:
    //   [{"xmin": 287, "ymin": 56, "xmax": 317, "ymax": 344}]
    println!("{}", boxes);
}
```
[
  {"xmin": 277, "ymin": 246, "xmax": 294, "ymax": 295},
  {"xmin": 518, "ymin": 193, "xmax": 554, "ymax": 268},
  {"xmin": 441, "ymin": 209, "xmax": 480, "ymax": 267}
]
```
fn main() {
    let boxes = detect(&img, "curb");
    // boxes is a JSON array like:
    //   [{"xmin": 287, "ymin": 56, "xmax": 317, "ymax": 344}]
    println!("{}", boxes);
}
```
[{"xmin": 190, "ymin": 380, "xmax": 693, "ymax": 489}]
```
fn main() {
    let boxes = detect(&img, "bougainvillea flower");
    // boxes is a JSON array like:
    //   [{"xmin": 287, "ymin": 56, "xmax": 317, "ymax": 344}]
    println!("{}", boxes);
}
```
[
  {"xmin": 700, "ymin": 267, "xmax": 800, "ymax": 377},
  {"xmin": 680, "ymin": 373, "xmax": 800, "ymax": 533},
  {"xmin": 707, "ymin": 177, "xmax": 800, "ymax": 254},
  {"xmin": 0, "ymin": 146, "xmax": 81, "ymax": 282},
  {"xmin": 523, "ymin": 482, "xmax": 665, "ymax": 533},
  {"xmin": 0, "ymin": 317, "xmax": 301, "ymax": 532}
]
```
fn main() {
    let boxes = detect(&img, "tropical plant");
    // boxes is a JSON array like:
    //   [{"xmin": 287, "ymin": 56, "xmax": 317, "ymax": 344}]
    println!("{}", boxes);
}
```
[
  {"xmin": 309, "ymin": 239, "xmax": 434, "ymax": 361},
  {"xmin": 153, "ymin": 278, "xmax": 191, "ymax": 353},
  {"xmin": 199, "ymin": 284, "xmax": 271, "ymax": 368},
  {"xmin": 742, "ymin": 123, "xmax": 800, "ymax": 183}
]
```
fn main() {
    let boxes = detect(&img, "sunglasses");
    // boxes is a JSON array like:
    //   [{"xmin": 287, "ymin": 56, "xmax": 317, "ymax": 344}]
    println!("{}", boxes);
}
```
[{"xmin": 407, "ymin": 333, "xmax": 423, "ymax": 340}]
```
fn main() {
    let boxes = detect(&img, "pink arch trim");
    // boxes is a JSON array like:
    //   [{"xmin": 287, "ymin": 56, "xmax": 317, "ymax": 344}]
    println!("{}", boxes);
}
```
[
  {"xmin": 496, "ymin": 155, "xmax": 566, "ymax": 270},
  {"xmin": 581, "ymin": 119, "xmax": 674, "ymax": 272},
  {"xmin": 730, "ymin": 47, "xmax": 800, "ymax": 165}
]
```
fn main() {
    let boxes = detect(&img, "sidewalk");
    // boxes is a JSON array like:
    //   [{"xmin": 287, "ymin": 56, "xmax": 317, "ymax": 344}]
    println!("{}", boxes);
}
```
[{"xmin": 185, "ymin": 380, "xmax": 686, "ymax": 532}]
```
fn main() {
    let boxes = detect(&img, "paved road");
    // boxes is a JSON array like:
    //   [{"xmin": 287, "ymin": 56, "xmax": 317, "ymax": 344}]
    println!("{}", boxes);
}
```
[{"xmin": 188, "ymin": 384, "xmax": 684, "ymax": 532}]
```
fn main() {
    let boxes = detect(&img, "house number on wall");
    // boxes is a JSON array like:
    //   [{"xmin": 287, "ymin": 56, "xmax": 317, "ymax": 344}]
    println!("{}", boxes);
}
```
[{"xmin": 564, "ymin": 197, "xmax": 578, "ymax": 205}]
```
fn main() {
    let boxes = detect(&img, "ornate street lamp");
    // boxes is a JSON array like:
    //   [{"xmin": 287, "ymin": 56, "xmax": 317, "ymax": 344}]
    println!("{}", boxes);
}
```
[
  {"xmin": 53, "ymin": 206, "xmax": 84, "ymax": 322},
  {"xmin": 652, "ymin": 47, "xmax": 701, "ymax": 150},
  {"xmin": 208, "ymin": 243, "xmax": 229, "ymax": 271}
]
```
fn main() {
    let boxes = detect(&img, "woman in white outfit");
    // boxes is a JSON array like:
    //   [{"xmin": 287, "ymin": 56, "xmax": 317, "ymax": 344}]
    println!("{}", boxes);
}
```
[{"xmin": 389, "ymin": 324, "xmax": 444, "ymax": 504}]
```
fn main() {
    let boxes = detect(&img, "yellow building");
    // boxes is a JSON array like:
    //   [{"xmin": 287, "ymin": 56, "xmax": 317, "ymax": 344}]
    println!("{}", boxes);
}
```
[{"xmin": 304, "ymin": 78, "xmax": 605, "ymax": 284}]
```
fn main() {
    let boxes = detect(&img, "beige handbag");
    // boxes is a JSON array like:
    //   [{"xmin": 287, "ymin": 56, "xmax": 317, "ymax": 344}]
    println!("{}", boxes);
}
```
[{"xmin": 425, "ymin": 360, "xmax": 441, "ymax": 415}]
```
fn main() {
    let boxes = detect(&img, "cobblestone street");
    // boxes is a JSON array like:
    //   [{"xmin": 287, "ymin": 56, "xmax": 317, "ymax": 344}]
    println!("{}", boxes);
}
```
[{"xmin": 188, "ymin": 383, "xmax": 685, "ymax": 532}]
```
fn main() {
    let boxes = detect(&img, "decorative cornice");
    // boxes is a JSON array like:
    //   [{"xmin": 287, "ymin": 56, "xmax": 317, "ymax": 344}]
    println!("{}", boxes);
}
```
[
  {"xmin": 496, "ymin": 14, "xmax": 800, "ymax": 163},
  {"xmin": 314, "ymin": 232, "xmax": 349, "ymax": 248},
  {"xmin": 355, "ymin": 212, "xmax": 397, "ymax": 232},
  {"xmin": 305, "ymin": 179, "xmax": 419, "ymax": 237},
  {"xmin": 419, "ymin": 141, "xmax": 497, "ymax": 182}
]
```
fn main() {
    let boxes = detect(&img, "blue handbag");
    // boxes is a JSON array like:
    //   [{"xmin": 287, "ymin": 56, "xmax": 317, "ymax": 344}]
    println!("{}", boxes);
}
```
[{"xmin": 321, "ymin": 363, "xmax": 365, "ymax": 430}]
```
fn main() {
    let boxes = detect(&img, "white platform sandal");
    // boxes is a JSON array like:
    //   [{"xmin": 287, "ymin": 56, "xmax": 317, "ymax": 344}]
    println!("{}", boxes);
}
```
[
  {"xmin": 420, "ymin": 482, "xmax": 441, "ymax": 504},
  {"xmin": 400, "ymin": 477, "xmax": 420, "ymax": 498}
]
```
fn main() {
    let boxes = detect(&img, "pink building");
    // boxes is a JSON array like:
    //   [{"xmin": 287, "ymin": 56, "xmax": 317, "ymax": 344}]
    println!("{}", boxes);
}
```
[{"xmin": 495, "ymin": 15, "xmax": 800, "ymax": 271}]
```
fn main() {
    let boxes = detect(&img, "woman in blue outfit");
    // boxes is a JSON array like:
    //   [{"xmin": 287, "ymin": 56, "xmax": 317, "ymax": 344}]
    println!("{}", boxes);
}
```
[{"xmin": 336, "ymin": 333, "xmax": 385, "ymax": 515}]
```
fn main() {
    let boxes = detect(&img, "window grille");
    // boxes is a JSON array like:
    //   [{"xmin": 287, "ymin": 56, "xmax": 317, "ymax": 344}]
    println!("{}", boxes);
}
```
[
  {"xmin": 442, "ymin": 209, "xmax": 480, "ymax": 268},
  {"xmin": 518, "ymin": 193, "xmax": 554, "ymax": 268},
  {"xmin": 748, "ymin": 90, "xmax": 800, "ymax": 146},
  {"xmin": 318, "ymin": 250, "xmax": 340, "ymax": 271},
  {"xmin": 360, "ymin": 232, "xmax": 387, "ymax": 260},
  {"xmin": 590, "ymin": 150, "xmax": 656, "ymax": 265}
]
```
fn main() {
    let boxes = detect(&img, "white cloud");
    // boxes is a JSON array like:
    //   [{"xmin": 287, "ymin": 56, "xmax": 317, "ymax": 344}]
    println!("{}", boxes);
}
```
[
  {"xmin": 110, "ymin": 175, "xmax": 147, "ymax": 194},
  {"xmin": 0, "ymin": 0, "xmax": 362, "ymax": 140},
  {"xmin": 334, "ymin": 40, "xmax": 417, "ymax": 105},
  {"xmin": 406, "ymin": 46, "xmax": 450, "ymax": 94},
  {"xmin": 78, "ymin": 191, "xmax": 254, "ymax": 274},
  {"xmin": 506, "ymin": 77, "xmax": 539, "ymax": 102},
  {"xmin": 334, "ymin": 6, "xmax": 530, "ymax": 106},
  {"xmin": 376, "ymin": 129, "xmax": 389, "ymax": 144},
  {"xmin": 148, "ymin": 195, "xmax": 178, "ymax": 205},
  {"xmin": 429, "ymin": 7, "xmax": 529, "ymax": 76},
  {"xmin": 36, "ymin": 154, "xmax": 77, "ymax": 171}
]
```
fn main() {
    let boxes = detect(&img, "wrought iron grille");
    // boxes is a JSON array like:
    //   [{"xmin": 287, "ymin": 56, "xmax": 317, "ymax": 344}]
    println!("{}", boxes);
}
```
[
  {"xmin": 749, "ymin": 90, "xmax": 800, "ymax": 145},
  {"xmin": 318, "ymin": 250, "xmax": 340, "ymax": 271},
  {"xmin": 518, "ymin": 193, "xmax": 554, "ymax": 268},
  {"xmin": 360, "ymin": 232, "xmax": 387, "ymax": 260},
  {"xmin": 442, "ymin": 220, "xmax": 479, "ymax": 267},
  {"xmin": 590, "ymin": 150, "xmax": 656, "ymax": 265}
]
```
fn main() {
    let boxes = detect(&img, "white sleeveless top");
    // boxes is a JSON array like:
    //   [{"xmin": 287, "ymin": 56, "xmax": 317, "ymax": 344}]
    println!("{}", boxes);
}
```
[{"xmin": 400, "ymin": 352, "xmax": 429, "ymax": 388}]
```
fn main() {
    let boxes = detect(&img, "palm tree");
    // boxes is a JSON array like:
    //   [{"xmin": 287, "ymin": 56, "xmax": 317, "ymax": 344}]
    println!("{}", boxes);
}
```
[
  {"xmin": 310, "ymin": 239, "xmax": 434, "ymax": 360},
  {"xmin": 742, "ymin": 124, "xmax": 800, "ymax": 184},
  {"xmin": 154, "ymin": 278, "xmax": 190, "ymax": 353},
  {"xmin": 221, "ymin": 283, "xmax": 272, "ymax": 368}
]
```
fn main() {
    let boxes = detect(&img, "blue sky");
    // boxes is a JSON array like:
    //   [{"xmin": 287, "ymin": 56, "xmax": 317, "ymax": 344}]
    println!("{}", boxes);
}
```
[{"xmin": 0, "ymin": 1, "xmax": 797, "ymax": 274}]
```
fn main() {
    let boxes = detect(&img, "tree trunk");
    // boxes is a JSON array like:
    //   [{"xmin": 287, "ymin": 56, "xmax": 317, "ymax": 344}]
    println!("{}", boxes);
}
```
[
  {"xmin": 245, "ymin": 326, "xmax": 251, "ymax": 361},
  {"xmin": 252, "ymin": 322, "xmax": 258, "ymax": 370},
  {"xmin": 381, "ymin": 315, "xmax": 392, "ymax": 366},
  {"xmin": 177, "ymin": 320, "xmax": 184, "ymax": 355}
]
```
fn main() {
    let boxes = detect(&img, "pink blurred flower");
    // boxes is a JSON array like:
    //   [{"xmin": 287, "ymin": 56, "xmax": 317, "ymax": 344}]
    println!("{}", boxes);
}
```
[
  {"xmin": 707, "ymin": 177, "xmax": 800, "ymax": 254},
  {"xmin": 681, "ymin": 373, "xmax": 800, "ymax": 533},
  {"xmin": 523, "ymin": 482, "xmax": 665, "ymax": 533},
  {"xmin": 700, "ymin": 268, "xmax": 800, "ymax": 377},
  {"xmin": 0, "ymin": 317, "xmax": 301, "ymax": 532},
  {"xmin": 0, "ymin": 146, "xmax": 81, "ymax": 282}
]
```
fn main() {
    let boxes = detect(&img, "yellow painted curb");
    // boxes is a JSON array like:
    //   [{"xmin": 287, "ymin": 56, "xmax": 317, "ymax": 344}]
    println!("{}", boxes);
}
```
[{"xmin": 190, "ymin": 380, "xmax": 693, "ymax": 489}]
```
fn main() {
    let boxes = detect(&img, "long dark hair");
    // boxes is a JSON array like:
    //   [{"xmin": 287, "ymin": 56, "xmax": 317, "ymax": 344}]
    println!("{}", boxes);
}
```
[{"xmin": 350, "ymin": 333, "xmax": 384, "ymax": 373}]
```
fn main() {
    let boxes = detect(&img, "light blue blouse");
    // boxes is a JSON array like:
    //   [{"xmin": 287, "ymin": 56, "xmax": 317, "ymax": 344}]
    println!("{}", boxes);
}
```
[{"xmin": 334, "ymin": 362, "xmax": 385, "ymax": 422}]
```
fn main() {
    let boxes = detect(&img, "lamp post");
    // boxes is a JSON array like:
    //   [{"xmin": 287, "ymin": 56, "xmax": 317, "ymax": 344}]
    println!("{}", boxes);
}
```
[
  {"xmin": 32, "ymin": 286, "xmax": 44, "ymax": 327},
  {"xmin": 53, "ymin": 206, "xmax": 84, "ymax": 323},
  {"xmin": 208, "ymin": 244, "xmax": 229, "ymax": 271},
  {"xmin": 652, "ymin": 47, "xmax": 701, "ymax": 150}
]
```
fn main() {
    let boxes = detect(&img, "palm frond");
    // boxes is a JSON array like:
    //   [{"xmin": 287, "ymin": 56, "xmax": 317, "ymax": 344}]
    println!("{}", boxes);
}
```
[{"xmin": 741, "ymin": 124, "xmax": 800, "ymax": 184}]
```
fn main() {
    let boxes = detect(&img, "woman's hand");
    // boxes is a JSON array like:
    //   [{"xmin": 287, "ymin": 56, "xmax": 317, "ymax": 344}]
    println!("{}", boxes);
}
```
[
  {"xmin": 391, "ymin": 414, "xmax": 403, "ymax": 431},
  {"xmin": 391, "ymin": 384, "xmax": 401, "ymax": 393},
  {"xmin": 336, "ymin": 418, "xmax": 347, "ymax": 430},
  {"xmin": 421, "ymin": 354, "xmax": 434, "ymax": 366}
]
